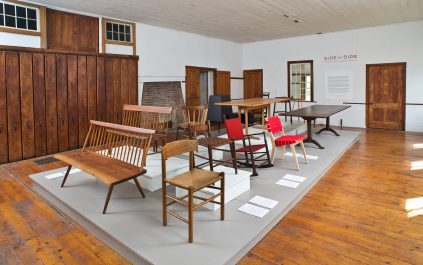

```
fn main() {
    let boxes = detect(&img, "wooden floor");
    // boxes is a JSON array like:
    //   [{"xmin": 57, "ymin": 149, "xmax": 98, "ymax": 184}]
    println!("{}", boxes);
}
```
[{"xmin": 0, "ymin": 129, "xmax": 422, "ymax": 264}]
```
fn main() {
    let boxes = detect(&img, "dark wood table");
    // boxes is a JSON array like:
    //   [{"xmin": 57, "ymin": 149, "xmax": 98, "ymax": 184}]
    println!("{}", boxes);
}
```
[{"xmin": 280, "ymin": 105, "xmax": 351, "ymax": 149}]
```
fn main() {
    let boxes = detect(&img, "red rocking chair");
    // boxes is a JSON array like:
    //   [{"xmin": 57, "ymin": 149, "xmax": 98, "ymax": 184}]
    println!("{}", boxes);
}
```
[
  {"xmin": 266, "ymin": 115, "xmax": 308, "ymax": 171},
  {"xmin": 224, "ymin": 117, "xmax": 272, "ymax": 176}
]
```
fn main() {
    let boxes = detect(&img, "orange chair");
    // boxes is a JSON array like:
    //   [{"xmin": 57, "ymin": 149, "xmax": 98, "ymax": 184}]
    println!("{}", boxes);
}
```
[{"xmin": 266, "ymin": 115, "xmax": 308, "ymax": 170}]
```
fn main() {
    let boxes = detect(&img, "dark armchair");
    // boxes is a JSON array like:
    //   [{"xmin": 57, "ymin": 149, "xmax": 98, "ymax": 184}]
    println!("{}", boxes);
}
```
[{"xmin": 208, "ymin": 95, "xmax": 236, "ymax": 132}]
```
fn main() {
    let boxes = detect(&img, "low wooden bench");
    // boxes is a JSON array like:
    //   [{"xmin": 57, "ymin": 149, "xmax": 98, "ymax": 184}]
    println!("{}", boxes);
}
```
[
  {"xmin": 122, "ymin": 104, "xmax": 173, "ymax": 152},
  {"xmin": 54, "ymin": 120, "xmax": 155, "ymax": 214}
]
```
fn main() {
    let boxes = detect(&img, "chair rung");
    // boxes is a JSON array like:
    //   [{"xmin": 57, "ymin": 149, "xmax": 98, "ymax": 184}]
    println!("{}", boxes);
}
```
[
  {"xmin": 166, "ymin": 209, "xmax": 188, "ymax": 223},
  {"xmin": 165, "ymin": 194, "xmax": 188, "ymax": 207},
  {"xmin": 194, "ymin": 193, "xmax": 222, "ymax": 210}
]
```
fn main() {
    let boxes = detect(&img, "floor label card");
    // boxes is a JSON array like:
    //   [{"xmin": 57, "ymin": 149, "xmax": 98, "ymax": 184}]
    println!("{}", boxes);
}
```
[
  {"xmin": 238, "ymin": 203, "xmax": 269, "ymax": 218},
  {"xmin": 249, "ymin": 195, "xmax": 279, "ymax": 209},
  {"xmin": 276, "ymin": 179, "xmax": 301, "ymax": 188},
  {"xmin": 282, "ymin": 174, "xmax": 306, "ymax": 183}
]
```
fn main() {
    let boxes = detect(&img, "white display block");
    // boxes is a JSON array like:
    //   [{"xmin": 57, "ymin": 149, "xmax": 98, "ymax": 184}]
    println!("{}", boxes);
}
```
[
  {"xmin": 140, "ymin": 153, "xmax": 189, "ymax": 192},
  {"xmin": 175, "ymin": 165, "xmax": 251, "ymax": 210}
]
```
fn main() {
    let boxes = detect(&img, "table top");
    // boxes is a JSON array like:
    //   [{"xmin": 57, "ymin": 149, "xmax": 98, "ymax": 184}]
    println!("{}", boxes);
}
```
[
  {"xmin": 215, "ymin": 97, "xmax": 290, "ymax": 107},
  {"xmin": 281, "ymin": 105, "xmax": 351, "ymax": 118}
]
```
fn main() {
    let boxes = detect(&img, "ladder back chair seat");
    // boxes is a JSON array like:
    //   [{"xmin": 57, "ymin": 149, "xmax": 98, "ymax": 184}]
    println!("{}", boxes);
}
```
[
  {"xmin": 54, "ymin": 120, "xmax": 155, "ymax": 214},
  {"xmin": 122, "ymin": 104, "xmax": 173, "ymax": 152},
  {"xmin": 161, "ymin": 140, "xmax": 225, "ymax": 243},
  {"xmin": 176, "ymin": 105, "xmax": 209, "ymax": 139},
  {"xmin": 266, "ymin": 115, "xmax": 308, "ymax": 170},
  {"xmin": 224, "ymin": 117, "xmax": 272, "ymax": 176}
]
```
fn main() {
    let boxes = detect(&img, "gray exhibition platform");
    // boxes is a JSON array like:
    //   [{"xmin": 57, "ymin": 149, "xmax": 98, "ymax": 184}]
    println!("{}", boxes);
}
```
[{"xmin": 30, "ymin": 128, "xmax": 359, "ymax": 265}]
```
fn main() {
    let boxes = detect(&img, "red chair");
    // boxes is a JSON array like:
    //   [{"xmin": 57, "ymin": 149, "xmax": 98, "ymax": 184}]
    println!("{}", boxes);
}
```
[
  {"xmin": 224, "ymin": 117, "xmax": 271, "ymax": 176},
  {"xmin": 266, "ymin": 115, "xmax": 308, "ymax": 171}
]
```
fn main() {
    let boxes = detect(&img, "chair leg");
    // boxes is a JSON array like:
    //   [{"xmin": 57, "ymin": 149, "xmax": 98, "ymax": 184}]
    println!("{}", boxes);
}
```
[
  {"xmin": 300, "ymin": 141, "xmax": 308, "ymax": 164},
  {"xmin": 207, "ymin": 145, "xmax": 214, "ymax": 171},
  {"xmin": 61, "ymin": 165, "xmax": 72, "ymax": 188},
  {"xmin": 188, "ymin": 188, "xmax": 194, "ymax": 243},
  {"xmin": 176, "ymin": 127, "xmax": 180, "ymax": 140},
  {"xmin": 249, "ymin": 148, "xmax": 258, "ymax": 176},
  {"xmin": 230, "ymin": 142, "xmax": 237, "ymax": 174},
  {"xmin": 290, "ymin": 144, "xmax": 300, "ymax": 171},
  {"xmin": 271, "ymin": 147, "xmax": 275, "ymax": 163},
  {"xmin": 220, "ymin": 174, "xmax": 225, "ymax": 221},
  {"xmin": 281, "ymin": 145, "xmax": 286, "ymax": 160},
  {"xmin": 133, "ymin": 178, "xmax": 146, "ymax": 198},
  {"xmin": 103, "ymin": 185, "xmax": 114, "ymax": 214},
  {"xmin": 162, "ymin": 181, "xmax": 167, "ymax": 226}
]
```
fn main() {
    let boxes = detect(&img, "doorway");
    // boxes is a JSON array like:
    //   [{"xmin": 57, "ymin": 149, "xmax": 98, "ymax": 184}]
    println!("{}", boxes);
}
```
[
  {"xmin": 185, "ymin": 66, "xmax": 217, "ymax": 106},
  {"xmin": 243, "ymin": 69, "xmax": 263, "ymax": 99},
  {"xmin": 366, "ymin": 63, "xmax": 406, "ymax": 130}
]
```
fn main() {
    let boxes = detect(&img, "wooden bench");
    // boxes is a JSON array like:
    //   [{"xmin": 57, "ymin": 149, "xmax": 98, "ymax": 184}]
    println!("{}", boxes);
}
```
[
  {"xmin": 122, "ymin": 104, "xmax": 173, "ymax": 152},
  {"xmin": 54, "ymin": 120, "xmax": 155, "ymax": 214}
]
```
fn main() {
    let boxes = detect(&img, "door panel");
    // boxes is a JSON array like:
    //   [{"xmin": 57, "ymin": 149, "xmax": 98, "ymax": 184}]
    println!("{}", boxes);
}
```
[
  {"xmin": 57, "ymin": 54, "xmax": 69, "ymax": 152},
  {"xmin": 243, "ymin": 69, "xmax": 263, "ymax": 99},
  {"xmin": 33, "ymin": 53, "xmax": 47, "ymax": 157},
  {"xmin": 45, "ymin": 54, "xmax": 58, "ymax": 154},
  {"xmin": 67, "ymin": 55, "xmax": 79, "ymax": 149},
  {"xmin": 185, "ymin": 66, "xmax": 201, "ymax": 106},
  {"xmin": 216, "ymin": 71, "xmax": 231, "ymax": 96},
  {"xmin": 366, "ymin": 63, "xmax": 405, "ymax": 130},
  {"xmin": 77, "ymin": 56, "xmax": 88, "ymax": 147},
  {"xmin": 0, "ymin": 52, "xmax": 8, "ymax": 163}
]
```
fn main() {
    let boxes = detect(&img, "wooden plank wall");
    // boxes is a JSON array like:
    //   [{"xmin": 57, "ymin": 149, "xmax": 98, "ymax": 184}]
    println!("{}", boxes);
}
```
[{"xmin": 0, "ymin": 48, "xmax": 138, "ymax": 164}]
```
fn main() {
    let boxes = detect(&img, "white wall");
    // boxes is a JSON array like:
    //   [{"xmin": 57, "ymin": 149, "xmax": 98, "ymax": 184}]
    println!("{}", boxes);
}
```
[
  {"xmin": 136, "ymin": 23, "xmax": 243, "ymax": 102},
  {"xmin": 242, "ymin": 21, "xmax": 423, "ymax": 131}
]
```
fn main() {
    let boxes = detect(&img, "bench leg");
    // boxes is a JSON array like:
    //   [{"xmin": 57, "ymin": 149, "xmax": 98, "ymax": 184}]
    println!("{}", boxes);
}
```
[
  {"xmin": 133, "ymin": 178, "xmax": 146, "ymax": 198},
  {"xmin": 60, "ymin": 165, "xmax": 72, "ymax": 188},
  {"xmin": 103, "ymin": 185, "xmax": 114, "ymax": 214}
]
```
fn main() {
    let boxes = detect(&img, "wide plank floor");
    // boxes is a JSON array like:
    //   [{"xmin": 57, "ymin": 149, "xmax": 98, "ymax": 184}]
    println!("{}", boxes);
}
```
[{"xmin": 0, "ymin": 129, "xmax": 422, "ymax": 264}]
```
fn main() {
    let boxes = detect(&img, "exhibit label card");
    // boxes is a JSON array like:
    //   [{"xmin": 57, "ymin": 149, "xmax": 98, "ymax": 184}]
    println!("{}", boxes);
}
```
[
  {"xmin": 276, "ymin": 179, "xmax": 301, "ymax": 188},
  {"xmin": 249, "ymin": 195, "xmax": 279, "ymax": 209},
  {"xmin": 238, "ymin": 203, "xmax": 269, "ymax": 218},
  {"xmin": 282, "ymin": 174, "xmax": 306, "ymax": 183}
]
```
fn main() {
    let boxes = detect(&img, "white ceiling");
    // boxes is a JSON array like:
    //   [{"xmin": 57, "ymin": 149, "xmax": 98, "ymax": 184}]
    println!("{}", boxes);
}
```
[{"xmin": 33, "ymin": 0, "xmax": 423, "ymax": 42}]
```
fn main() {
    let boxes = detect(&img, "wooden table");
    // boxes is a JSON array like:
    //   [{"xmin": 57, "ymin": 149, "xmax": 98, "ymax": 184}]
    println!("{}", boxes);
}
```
[
  {"xmin": 280, "ymin": 105, "xmax": 351, "ymax": 149},
  {"xmin": 216, "ymin": 97, "xmax": 290, "ymax": 135}
]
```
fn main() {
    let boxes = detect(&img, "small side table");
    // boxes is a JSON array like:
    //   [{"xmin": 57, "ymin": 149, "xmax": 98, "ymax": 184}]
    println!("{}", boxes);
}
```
[{"xmin": 195, "ymin": 136, "xmax": 237, "ymax": 174}]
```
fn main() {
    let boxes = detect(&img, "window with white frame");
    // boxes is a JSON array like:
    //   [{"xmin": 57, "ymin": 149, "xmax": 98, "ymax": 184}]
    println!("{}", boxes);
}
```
[
  {"xmin": 0, "ymin": 1, "xmax": 39, "ymax": 31},
  {"xmin": 105, "ymin": 21, "xmax": 132, "ymax": 43}
]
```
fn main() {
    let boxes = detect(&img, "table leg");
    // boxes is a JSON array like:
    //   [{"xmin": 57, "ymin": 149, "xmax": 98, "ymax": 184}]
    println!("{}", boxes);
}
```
[
  {"xmin": 316, "ymin": 117, "xmax": 340, "ymax": 136},
  {"xmin": 303, "ymin": 118, "xmax": 324, "ymax": 149},
  {"xmin": 244, "ymin": 109, "xmax": 249, "ymax": 135}
]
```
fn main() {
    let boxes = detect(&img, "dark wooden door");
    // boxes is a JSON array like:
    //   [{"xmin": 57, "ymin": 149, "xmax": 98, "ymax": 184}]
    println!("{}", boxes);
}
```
[
  {"xmin": 185, "ymin": 66, "xmax": 201, "ymax": 106},
  {"xmin": 244, "ymin": 69, "xmax": 263, "ymax": 99},
  {"xmin": 366, "ymin": 63, "xmax": 405, "ymax": 130},
  {"xmin": 216, "ymin": 71, "xmax": 231, "ymax": 96}
]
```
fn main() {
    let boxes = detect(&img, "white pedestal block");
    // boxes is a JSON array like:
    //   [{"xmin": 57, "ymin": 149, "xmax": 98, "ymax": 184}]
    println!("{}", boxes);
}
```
[
  {"xmin": 175, "ymin": 166, "xmax": 250, "ymax": 210},
  {"xmin": 140, "ymin": 153, "xmax": 189, "ymax": 192}
]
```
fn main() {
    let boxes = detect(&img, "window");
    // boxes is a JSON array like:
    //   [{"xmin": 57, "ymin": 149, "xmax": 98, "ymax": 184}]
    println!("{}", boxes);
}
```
[
  {"xmin": 0, "ymin": 1, "xmax": 39, "ymax": 31},
  {"xmin": 105, "ymin": 21, "xmax": 132, "ymax": 43},
  {"xmin": 288, "ymin": 60, "xmax": 313, "ymax": 102}
]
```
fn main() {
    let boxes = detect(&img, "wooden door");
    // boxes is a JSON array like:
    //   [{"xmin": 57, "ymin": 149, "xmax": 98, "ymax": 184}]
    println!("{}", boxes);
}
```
[
  {"xmin": 0, "ymin": 52, "xmax": 8, "ymax": 163},
  {"xmin": 216, "ymin": 71, "xmax": 231, "ymax": 96},
  {"xmin": 366, "ymin": 63, "xmax": 405, "ymax": 130},
  {"xmin": 185, "ymin": 66, "xmax": 200, "ymax": 106},
  {"xmin": 244, "ymin": 69, "xmax": 263, "ymax": 99}
]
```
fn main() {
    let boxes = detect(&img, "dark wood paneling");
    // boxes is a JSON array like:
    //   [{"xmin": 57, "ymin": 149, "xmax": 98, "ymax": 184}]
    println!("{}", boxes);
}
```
[
  {"xmin": 120, "ymin": 59, "xmax": 129, "ymax": 107},
  {"xmin": 96, "ymin": 57, "xmax": 106, "ymax": 121},
  {"xmin": 0, "ymin": 47, "xmax": 138, "ymax": 164},
  {"xmin": 56, "ymin": 54, "xmax": 69, "ymax": 152},
  {"xmin": 33, "ymin": 53, "xmax": 47, "ymax": 157},
  {"xmin": 67, "ymin": 55, "xmax": 79, "ymax": 150},
  {"xmin": 112, "ymin": 58, "xmax": 122, "ymax": 124},
  {"xmin": 46, "ymin": 9, "xmax": 99, "ymax": 53},
  {"xmin": 77, "ymin": 56, "xmax": 88, "ymax": 147},
  {"xmin": 5, "ymin": 52, "xmax": 22, "ymax": 162},
  {"xmin": 45, "ymin": 54, "xmax": 58, "ymax": 154},
  {"xmin": 19, "ymin": 53, "xmax": 35, "ymax": 159},
  {"xmin": 128, "ymin": 59, "xmax": 138, "ymax": 104},
  {"xmin": 0, "ymin": 52, "xmax": 8, "ymax": 163},
  {"xmin": 216, "ymin": 70, "xmax": 231, "ymax": 96},
  {"xmin": 87, "ymin": 56, "xmax": 97, "ymax": 123},
  {"xmin": 105, "ymin": 58, "xmax": 114, "ymax": 123}
]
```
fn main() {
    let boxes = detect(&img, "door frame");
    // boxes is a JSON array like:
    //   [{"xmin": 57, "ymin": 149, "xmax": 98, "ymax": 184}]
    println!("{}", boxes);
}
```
[{"xmin": 365, "ymin": 62, "xmax": 406, "ymax": 130}]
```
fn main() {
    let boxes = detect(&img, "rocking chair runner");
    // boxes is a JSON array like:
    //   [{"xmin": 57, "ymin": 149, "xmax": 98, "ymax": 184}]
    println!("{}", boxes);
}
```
[
  {"xmin": 224, "ymin": 117, "xmax": 272, "ymax": 176},
  {"xmin": 266, "ymin": 115, "xmax": 308, "ymax": 170}
]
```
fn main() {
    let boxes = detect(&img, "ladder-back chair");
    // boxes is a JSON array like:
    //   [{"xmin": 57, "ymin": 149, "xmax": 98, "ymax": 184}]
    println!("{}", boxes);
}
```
[{"xmin": 176, "ymin": 105, "xmax": 209, "ymax": 139}]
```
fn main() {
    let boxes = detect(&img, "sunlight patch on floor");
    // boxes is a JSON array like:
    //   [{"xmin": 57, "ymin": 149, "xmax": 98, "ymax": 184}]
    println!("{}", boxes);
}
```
[
  {"xmin": 405, "ymin": 197, "xmax": 423, "ymax": 218},
  {"xmin": 411, "ymin": 160, "xmax": 423, "ymax": 170}
]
